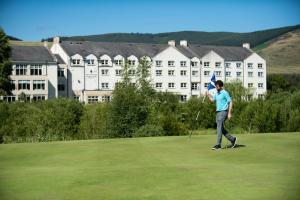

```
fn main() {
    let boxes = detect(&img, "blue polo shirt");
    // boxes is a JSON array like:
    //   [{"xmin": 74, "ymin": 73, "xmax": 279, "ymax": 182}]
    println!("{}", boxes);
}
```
[{"xmin": 213, "ymin": 90, "xmax": 232, "ymax": 112}]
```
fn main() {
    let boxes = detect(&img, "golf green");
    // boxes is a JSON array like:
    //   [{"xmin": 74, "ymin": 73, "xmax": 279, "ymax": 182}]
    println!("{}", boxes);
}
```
[{"xmin": 0, "ymin": 133, "xmax": 300, "ymax": 200}]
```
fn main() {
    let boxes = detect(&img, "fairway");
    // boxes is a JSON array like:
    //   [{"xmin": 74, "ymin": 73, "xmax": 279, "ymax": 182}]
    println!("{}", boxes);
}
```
[{"xmin": 0, "ymin": 133, "xmax": 300, "ymax": 200}]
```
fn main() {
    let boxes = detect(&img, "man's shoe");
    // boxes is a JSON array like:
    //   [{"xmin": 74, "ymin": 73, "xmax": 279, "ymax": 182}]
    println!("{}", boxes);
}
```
[
  {"xmin": 212, "ymin": 144, "xmax": 221, "ymax": 150},
  {"xmin": 231, "ymin": 137, "xmax": 237, "ymax": 148}
]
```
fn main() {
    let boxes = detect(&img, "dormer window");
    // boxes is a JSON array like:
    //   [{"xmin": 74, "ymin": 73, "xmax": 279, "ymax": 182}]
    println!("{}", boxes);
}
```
[
  {"xmin": 101, "ymin": 60, "xmax": 109, "ymax": 65},
  {"xmin": 86, "ymin": 59, "xmax": 94, "ymax": 65},
  {"xmin": 128, "ymin": 60, "xmax": 136, "ymax": 66},
  {"xmin": 114, "ymin": 60, "xmax": 123, "ymax": 66},
  {"xmin": 72, "ymin": 59, "xmax": 80, "ymax": 65}
]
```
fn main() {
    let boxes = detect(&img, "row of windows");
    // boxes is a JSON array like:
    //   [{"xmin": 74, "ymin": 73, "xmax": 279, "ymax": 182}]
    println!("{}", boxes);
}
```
[
  {"xmin": 15, "ymin": 64, "xmax": 43, "ymax": 76},
  {"xmin": 1, "ymin": 95, "xmax": 46, "ymax": 102},
  {"xmin": 72, "ymin": 59, "xmax": 264, "ymax": 69},
  {"xmin": 11, "ymin": 80, "xmax": 46, "ymax": 90},
  {"xmin": 87, "ymin": 95, "xmax": 111, "ymax": 104},
  {"xmin": 155, "ymin": 82, "xmax": 199, "ymax": 90}
]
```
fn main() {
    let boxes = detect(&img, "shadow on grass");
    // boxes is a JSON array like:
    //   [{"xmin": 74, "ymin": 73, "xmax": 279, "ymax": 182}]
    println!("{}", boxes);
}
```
[{"xmin": 222, "ymin": 144, "xmax": 246, "ymax": 149}]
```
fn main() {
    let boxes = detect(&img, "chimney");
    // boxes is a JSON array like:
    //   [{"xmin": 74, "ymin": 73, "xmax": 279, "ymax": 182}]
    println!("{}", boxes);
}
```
[
  {"xmin": 243, "ymin": 43, "xmax": 250, "ymax": 49},
  {"xmin": 168, "ymin": 40, "xmax": 176, "ymax": 47},
  {"xmin": 180, "ymin": 40, "xmax": 188, "ymax": 47},
  {"xmin": 53, "ymin": 36, "xmax": 60, "ymax": 44}
]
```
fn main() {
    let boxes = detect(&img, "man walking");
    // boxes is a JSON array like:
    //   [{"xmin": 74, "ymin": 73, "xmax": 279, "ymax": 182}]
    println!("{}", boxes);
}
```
[{"xmin": 206, "ymin": 80, "xmax": 237, "ymax": 150}]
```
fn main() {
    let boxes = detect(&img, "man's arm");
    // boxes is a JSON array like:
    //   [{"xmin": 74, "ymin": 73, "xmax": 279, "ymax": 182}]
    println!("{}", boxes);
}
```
[
  {"xmin": 206, "ymin": 91, "xmax": 214, "ymax": 102},
  {"xmin": 228, "ymin": 101, "xmax": 233, "ymax": 120}
]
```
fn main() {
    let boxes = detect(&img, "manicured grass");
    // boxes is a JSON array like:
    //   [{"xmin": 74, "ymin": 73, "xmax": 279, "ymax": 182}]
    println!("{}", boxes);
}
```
[{"xmin": 0, "ymin": 133, "xmax": 300, "ymax": 200}]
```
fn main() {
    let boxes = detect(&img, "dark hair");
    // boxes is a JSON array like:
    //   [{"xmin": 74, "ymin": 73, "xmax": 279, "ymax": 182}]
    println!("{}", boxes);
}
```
[{"xmin": 215, "ymin": 80, "xmax": 224, "ymax": 87}]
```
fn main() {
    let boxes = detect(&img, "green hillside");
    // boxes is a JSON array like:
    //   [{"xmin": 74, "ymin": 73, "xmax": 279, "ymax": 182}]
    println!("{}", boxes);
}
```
[
  {"xmin": 43, "ymin": 25, "xmax": 300, "ymax": 47},
  {"xmin": 254, "ymin": 28, "xmax": 300, "ymax": 74},
  {"xmin": 1, "ymin": 134, "xmax": 300, "ymax": 200}
]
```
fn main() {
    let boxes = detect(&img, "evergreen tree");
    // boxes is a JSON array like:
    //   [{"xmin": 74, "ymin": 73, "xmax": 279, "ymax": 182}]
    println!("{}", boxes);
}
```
[{"xmin": 0, "ymin": 28, "xmax": 13, "ymax": 95}]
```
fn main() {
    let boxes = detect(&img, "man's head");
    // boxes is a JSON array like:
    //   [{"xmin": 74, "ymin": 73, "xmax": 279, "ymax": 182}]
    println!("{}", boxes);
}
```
[{"xmin": 215, "ymin": 80, "xmax": 224, "ymax": 92}]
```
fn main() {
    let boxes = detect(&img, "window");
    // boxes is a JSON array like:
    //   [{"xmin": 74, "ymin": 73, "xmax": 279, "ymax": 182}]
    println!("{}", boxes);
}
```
[
  {"xmin": 18, "ymin": 80, "xmax": 30, "ymax": 90},
  {"xmin": 192, "ymin": 71, "xmax": 199, "ymax": 76},
  {"xmin": 57, "ymin": 68, "xmax": 64, "ymax": 77},
  {"xmin": 180, "ymin": 61, "xmax": 186, "ymax": 67},
  {"xmin": 168, "ymin": 70, "xmax": 175, "ymax": 76},
  {"xmin": 180, "ymin": 95, "xmax": 187, "ymax": 102},
  {"xmin": 204, "ymin": 71, "xmax": 210, "ymax": 76},
  {"xmin": 191, "ymin": 83, "xmax": 198, "ymax": 90},
  {"xmin": 168, "ymin": 83, "xmax": 175, "ymax": 88},
  {"xmin": 74, "ymin": 96, "xmax": 80, "ymax": 100},
  {"xmin": 156, "ymin": 60, "xmax": 162, "ymax": 67},
  {"xmin": 16, "ymin": 64, "xmax": 27, "ymax": 75},
  {"xmin": 258, "ymin": 83, "xmax": 263, "ymax": 88},
  {"xmin": 258, "ymin": 94, "xmax": 264, "ymax": 99},
  {"xmin": 258, "ymin": 72, "xmax": 263, "ymax": 77},
  {"xmin": 101, "ymin": 69, "xmax": 109, "ymax": 75},
  {"xmin": 72, "ymin": 59, "xmax": 80, "ymax": 65},
  {"xmin": 88, "ymin": 96, "xmax": 98, "ymax": 104},
  {"xmin": 114, "ymin": 60, "xmax": 123, "ymax": 66},
  {"xmin": 100, "ymin": 60, "xmax": 109, "ymax": 65},
  {"xmin": 204, "ymin": 83, "xmax": 209, "ymax": 88},
  {"xmin": 128, "ymin": 60, "xmax": 136, "ymax": 66},
  {"xmin": 248, "ymin": 83, "xmax": 253, "ymax": 88},
  {"xmin": 58, "ymin": 84, "xmax": 65, "ymax": 91},
  {"xmin": 30, "ymin": 65, "xmax": 42, "ymax": 75},
  {"xmin": 191, "ymin": 61, "xmax": 198, "ymax": 67},
  {"xmin": 180, "ymin": 70, "xmax": 187, "ymax": 76},
  {"xmin": 248, "ymin": 63, "xmax": 253, "ymax": 69},
  {"xmin": 102, "ymin": 96, "xmax": 111, "ymax": 102},
  {"xmin": 248, "ymin": 72, "xmax": 253, "ymax": 77},
  {"xmin": 86, "ymin": 59, "xmax": 95, "ymax": 65},
  {"xmin": 156, "ymin": 70, "xmax": 162, "ymax": 76},
  {"xmin": 226, "ymin": 72, "xmax": 231, "ymax": 77},
  {"xmin": 215, "ymin": 71, "xmax": 221, "ymax": 77},
  {"xmin": 155, "ymin": 83, "xmax": 162, "ymax": 88},
  {"xmin": 215, "ymin": 62, "xmax": 221, "ymax": 68},
  {"xmin": 204, "ymin": 62, "xmax": 210, "ymax": 67},
  {"xmin": 101, "ymin": 83, "xmax": 109, "ymax": 89},
  {"xmin": 168, "ymin": 61, "xmax": 174, "ymax": 67},
  {"xmin": 32, "ymin": 95, "xmax": 45, "ymax": 101},
  {"xmin": 33, "ymin": 80, "xmax": 45, "ymax": 90},
  {"xmin": 236, "ymin": 72, "xmax": 242, "ymax": 77},
  {"xmin": 115, "ymin": 70, "xmax": 122, "ymax": 76},
  {"xmin": 181, "ymin": 83, "xmax": 187, "ymax": 88},
  {"xmin": 3, "ymin": 96, "xmax": 16, "ymax": 102},
  {"xmin": 225, "ymin": 63, "xmax": 231, "ymax": 68},
  {"xmin": 11, "ymin": 80, "xmax": 16, "ymax": 90},
  {"xmin": 258, "ymin": 63, "xmax": 263, "ymax": 69},
  {"xmin": 236, "ymin": 63, "xmax": 241, "ymax": 68},
  {"xmin": 128, "ymin": 70, "xmax": 135, "ymax": 76}
]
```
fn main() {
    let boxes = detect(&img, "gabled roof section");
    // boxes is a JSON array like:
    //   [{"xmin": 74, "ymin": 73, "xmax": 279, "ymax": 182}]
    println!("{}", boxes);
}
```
[
  {"xmin": 189, "ymin": 44, "xmax": 253, "ymax": 61},
  {"xmin": 10, "ymin": 45, "xmax": 56, "ymax": 62},
  {"xmin": 53, "ymin": 54, "xmax": 66, "ymax": 64},
  {"xmin": 61, "ymin": 41, "xmax": 169, "ymax": 58}
]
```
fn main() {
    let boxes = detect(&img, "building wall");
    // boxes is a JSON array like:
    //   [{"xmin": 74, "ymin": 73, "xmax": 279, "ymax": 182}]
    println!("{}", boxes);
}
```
[{"xmin": 48, "ymin": 42, "xmax": 267, "ymax": 103}]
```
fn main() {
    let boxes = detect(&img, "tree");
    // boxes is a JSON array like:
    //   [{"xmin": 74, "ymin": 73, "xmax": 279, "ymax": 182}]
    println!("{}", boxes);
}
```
[{"xmin": 0, "ymin": 28, "xmax": 13, "ymax": 95}]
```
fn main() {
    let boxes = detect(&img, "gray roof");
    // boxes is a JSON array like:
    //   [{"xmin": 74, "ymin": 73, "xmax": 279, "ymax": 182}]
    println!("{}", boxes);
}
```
[
  {"xmin": 189, "ymin": 44, "xmax": 253, "ymax": 61},
  {"xmin": 60, "ymin": 41, "xmax": 253, "ymax": 61},
  {"xmin": 53, "ymin": 54, "xmax": 66, "ymax": 64},
  {"xmin": 10, "ymin": 45, "xmax": 56, "ymax": 62},
  {"xmin": 61, "ymin": 41, "xmax": 168, "ymax": 58}
]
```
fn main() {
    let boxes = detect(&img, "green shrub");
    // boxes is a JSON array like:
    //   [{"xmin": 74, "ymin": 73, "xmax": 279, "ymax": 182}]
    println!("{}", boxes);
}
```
[{"xmin": 133, "ymin": 124, "xmax": 165, "ymax": 137}]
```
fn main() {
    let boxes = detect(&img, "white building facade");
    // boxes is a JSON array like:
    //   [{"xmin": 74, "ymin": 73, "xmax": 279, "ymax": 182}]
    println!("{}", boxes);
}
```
[{"xmin": 2, "ymin": 38, "xmax": 266, "ymax": 103}]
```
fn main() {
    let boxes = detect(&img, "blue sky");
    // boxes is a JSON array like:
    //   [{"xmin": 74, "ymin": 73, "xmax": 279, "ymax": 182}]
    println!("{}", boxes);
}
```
[{"xmin": 0, "ymin": 0, "xmax": 299, "ymax": 41}]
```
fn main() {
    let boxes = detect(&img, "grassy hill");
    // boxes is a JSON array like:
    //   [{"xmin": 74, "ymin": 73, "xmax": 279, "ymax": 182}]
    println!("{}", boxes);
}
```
[
  {"xmin": 254, "ymin": 28, "xmax": 300, "ymax": 74},
  {"xmin": 43, "ymin": 25, "xmax": 300, "ymax": 48},
  {"xmin": 0, "ymin": 133, "xmax": 299, "ymax": 200}
]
